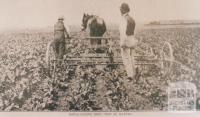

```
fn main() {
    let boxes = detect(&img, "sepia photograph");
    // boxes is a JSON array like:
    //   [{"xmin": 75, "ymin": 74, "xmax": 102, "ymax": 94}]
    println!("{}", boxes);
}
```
[{"xmin": 0, "ymin": 0, "xmax": 200, "ymax": 114}]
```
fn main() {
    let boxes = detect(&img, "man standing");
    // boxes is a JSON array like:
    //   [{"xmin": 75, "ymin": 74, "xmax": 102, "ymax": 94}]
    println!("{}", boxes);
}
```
[
  {"xmin": 119, "ymin": 3, "xmax": 138, "ymax": 80},
  {"xmin": 53, "ymin": 17, "xmax": 70, "ymax": 59}
]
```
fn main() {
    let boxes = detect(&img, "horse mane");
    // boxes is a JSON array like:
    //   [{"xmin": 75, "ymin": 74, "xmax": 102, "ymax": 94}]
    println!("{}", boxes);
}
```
[
  {"xmin": 87, "ymin": 15, "xmax": 104, "ymax": 26},
  {"xmin": 86, "ymin": 15, "xmax": 95, "ymax": 28}
]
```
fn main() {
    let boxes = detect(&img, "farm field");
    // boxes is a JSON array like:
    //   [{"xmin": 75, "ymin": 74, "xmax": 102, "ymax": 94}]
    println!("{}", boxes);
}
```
[{"xmin": 0, "ymin": 25, "xmax": 200, "ymax": 111}]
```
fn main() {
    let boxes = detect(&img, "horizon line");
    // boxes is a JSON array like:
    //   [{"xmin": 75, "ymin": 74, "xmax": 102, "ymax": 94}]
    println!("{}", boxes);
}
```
[{"xmin": 1, "ymin": 19, "xmax": 200, "ymax": 32}]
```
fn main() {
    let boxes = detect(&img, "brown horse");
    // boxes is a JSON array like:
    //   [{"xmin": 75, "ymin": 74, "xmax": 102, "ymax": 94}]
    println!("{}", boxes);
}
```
[{"xmin": 81, "ymin": 13, "xmax": 107, "ymax": 45}]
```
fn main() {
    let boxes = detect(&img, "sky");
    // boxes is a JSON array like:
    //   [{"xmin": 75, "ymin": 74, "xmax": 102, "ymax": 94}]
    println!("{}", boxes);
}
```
[{"xmin": 0, "ymin": 0, "xmax": 200, "ymax": 30}]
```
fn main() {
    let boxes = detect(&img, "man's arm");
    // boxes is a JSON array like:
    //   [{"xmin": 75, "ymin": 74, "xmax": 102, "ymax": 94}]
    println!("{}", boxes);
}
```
[
  {"xmin": 64, "ymin": 26, "xmax": 70, "ymax": 38},
  {"xmin": 120, "ymin": 17, "xmax": 127, "ymax": 48}
]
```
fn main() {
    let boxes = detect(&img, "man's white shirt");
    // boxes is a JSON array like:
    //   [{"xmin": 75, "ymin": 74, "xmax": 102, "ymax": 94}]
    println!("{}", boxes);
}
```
[
  {"xmin": 119, "ymin": 13, "xmax": 137, "ymax": 48},
  {"xmin": 119, "ymin": 13, "xmax": 128, "ymax": 46}
]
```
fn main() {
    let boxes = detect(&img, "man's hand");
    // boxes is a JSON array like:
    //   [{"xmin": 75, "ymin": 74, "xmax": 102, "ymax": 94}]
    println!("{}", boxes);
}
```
[
  {"xmin": 120, "ymin": 41, "xmax": 126, "ymax": 48},
  {"xmin": 66, "ymin": 34, "xmax": 71, "ymax": 39}
]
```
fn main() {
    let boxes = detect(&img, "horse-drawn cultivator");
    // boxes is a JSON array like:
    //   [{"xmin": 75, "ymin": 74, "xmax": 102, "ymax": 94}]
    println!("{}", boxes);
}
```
[{"xmin": 46, "ymin": 35, "xmax": 175, "ymax": 77}]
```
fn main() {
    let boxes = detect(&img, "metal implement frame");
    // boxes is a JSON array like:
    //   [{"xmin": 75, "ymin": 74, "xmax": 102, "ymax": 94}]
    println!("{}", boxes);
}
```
[{"xmin": 46, "ymin": 36, "xmax": 175, "ymax": 77}]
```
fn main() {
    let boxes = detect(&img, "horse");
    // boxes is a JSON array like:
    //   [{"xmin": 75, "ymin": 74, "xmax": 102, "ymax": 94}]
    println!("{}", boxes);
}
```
[{"xmin": 81, "ymin": 13, "xmax": 107, "ymax": 45}]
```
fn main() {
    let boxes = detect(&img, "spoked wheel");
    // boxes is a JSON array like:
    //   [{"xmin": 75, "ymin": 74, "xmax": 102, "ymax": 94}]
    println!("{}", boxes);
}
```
[
  {"xmin": 45, "ymin": 40, "xmax": 56, "ymax": 77},
  {"xmin": 160, "ymin": 42, "xmax": 174, "ymax": 76},
  {"xmin": 145, "ymin": 45, "xmax": 154, "ymax": 56}
]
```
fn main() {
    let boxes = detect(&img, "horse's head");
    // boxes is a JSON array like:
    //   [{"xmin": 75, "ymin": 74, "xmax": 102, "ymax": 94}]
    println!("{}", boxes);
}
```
[{"xmin": 81, "ymin": 13, "xmax": 93, "ymax": 31}]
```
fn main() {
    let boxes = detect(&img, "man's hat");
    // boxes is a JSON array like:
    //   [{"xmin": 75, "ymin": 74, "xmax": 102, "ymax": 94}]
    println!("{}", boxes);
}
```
[
  {"xmin": 120, "ymin": 3, "xmax": 130, "ymax": 13},
  {"xmin": 58, "ymin": 16, "xmax": 64, "ymax": 20}
]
